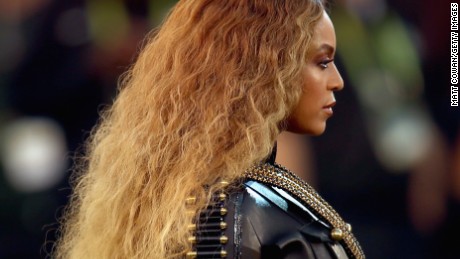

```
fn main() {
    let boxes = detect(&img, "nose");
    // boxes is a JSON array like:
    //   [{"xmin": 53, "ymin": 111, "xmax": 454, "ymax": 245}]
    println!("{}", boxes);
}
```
[{"xmin": 328, "ymin": 66, "xmax": 344, "ymax": 92}]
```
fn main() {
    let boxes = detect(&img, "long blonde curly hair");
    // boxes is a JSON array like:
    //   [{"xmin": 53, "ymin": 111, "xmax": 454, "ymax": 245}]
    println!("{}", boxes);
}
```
[{"xmin": 54, "ymin": 0, "xmax": 324, "ymax": 258}]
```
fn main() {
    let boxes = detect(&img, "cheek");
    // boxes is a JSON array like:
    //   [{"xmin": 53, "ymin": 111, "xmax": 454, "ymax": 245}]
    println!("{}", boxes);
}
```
[
  {"xmin": 302, "ymin": 68, "xmax": 323, "ymax": 94},
  {"xmin": 295, "ymin": 93, "xmax": 315, "ymax": 116},
  {"xmin": 285, "ymin": 69, "xmax": 328, "ymax": 134},
  {"xmin": 286, "ymin": 93, "xmax": 319, "ymax": 134},
  {"xmin": 301, "ymin": 75, "xmax": 323, "ymax": 108},
  {"xmin": 304, "ymin": 71, "xmax": 331, "ymax": 111}
]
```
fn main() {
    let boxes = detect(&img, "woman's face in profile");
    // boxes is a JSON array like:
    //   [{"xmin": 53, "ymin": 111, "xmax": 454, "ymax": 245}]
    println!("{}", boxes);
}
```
[{"xmin": 287, "ymin": 12, "xmax": 344, "ymax": 135}]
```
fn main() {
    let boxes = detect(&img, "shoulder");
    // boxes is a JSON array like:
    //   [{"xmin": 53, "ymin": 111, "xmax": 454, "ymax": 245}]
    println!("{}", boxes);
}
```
[
  {"xmin": 189, "ymin": 177, "xmax": 353, "ymax": 258},
  {"xmin": 223, "ymin": 180, "xmax": 349, "ymax": 259}
]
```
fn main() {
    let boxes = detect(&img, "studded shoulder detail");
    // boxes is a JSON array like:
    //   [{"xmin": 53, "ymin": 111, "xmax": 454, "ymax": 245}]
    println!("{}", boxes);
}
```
[{"xmin": 186, "ymin": 181, "xmax": 230, "ymax": 259}]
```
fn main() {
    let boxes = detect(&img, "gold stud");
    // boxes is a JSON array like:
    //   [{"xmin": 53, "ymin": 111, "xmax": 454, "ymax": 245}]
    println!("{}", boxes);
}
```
[
  {"xmin": 220, "ymin": 221, "xmax": 227, "ymax": 230},
  {"xmin": 220, "ymin": 235, "xmax": 228, "ymax": 244},
  {"xmin": 220, "ymin": 180, "xmax": 230, "ymax": 188},
  {"xmin": 330, "ymin": 228, "xmax": 343, "ymax": 241},
  {"xmin": 187, "ymin": 224, "xmax": 196, "ymax": 231},
  {"xmin": 185, "ymin": 197, "xmax": 196, "ymax": 205},
  {"xmin": 186, "ymin": 251, "xmax": 197, "ymax": 258},
  {"xmin": 220, "ymin": 250, "xmax": 228, "ymax": 258},
  {"xmin": 220, "ymin": 208, "xmax": 228, "ymax": 216},
  {"xmin": 218, "ymin": 193, "xmax": 227, "ymax": 201},
  {"xmin": 345, "ymin": 223, "xmax": 352, "ymax": 232},
  {"xmin": 188, "ymin": 236, "xmax": 196, "ymax": 244}
]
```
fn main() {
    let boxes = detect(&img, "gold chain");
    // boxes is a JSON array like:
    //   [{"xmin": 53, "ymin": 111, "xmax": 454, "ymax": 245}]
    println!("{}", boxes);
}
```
[{"xmin": 244, "ymin": 163, "xmax": 365, "ymax": 259}]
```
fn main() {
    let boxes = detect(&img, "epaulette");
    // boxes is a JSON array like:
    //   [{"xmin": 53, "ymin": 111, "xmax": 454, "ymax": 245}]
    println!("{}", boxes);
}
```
[{"xmin": 186, "ymin": 181, "xmax": 230, "ymax": 258}]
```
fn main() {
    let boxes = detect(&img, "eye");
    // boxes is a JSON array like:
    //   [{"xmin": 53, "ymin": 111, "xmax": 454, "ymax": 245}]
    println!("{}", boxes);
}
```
[{"xmin": 319, "ymin": 59, "xmax": 334, "ymax": 69}]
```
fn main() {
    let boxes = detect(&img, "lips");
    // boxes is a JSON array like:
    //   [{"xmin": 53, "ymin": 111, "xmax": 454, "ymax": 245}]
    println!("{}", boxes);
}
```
[
  {"xmin": 323, "ymin": 101, "xmax": 336, "ymax": 116},
  {"xmin": 323, "ymin": 101, "xmax": 336, "ymax": 109}
]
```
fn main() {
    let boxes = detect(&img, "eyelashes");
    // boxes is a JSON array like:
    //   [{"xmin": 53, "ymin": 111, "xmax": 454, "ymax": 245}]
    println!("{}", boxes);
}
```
[{"xmin": 319, "ymin": 58, "xmax": 334, "ymax": 69}]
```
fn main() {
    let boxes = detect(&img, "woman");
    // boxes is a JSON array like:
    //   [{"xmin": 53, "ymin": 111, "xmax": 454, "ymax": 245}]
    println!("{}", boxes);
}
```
[{"xmin": 54, "ymin": 0, "xmax": 364, "ymax": 258}]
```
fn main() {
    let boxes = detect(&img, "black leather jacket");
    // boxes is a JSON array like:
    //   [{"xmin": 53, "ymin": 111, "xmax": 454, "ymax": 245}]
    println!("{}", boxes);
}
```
[
  {"xmin": 188, "ymin": 170, "xmax": 364, "ymax": 258},
  {"xmin": 223, "ymin": 179, "xmax": 350, "ymax": 258},
  {"xmin": 188, "ymin": 146, "xmax": 364, "ymax": 258}
]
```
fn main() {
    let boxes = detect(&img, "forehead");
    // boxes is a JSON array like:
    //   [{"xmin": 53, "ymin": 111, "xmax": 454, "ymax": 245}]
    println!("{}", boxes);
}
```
[{"xmin": 312, "ymin": 12, "xmax": 336, "ymax": 48}]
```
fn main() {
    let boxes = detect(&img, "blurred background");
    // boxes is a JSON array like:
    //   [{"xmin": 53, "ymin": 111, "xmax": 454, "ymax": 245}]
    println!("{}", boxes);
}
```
[{"xmin": 0, "ymin": 0, "xmax": 456, "ymax": 258}]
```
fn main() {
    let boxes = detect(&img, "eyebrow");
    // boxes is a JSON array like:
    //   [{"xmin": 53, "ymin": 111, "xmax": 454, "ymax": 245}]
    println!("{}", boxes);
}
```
[{"xmin": 318, "ymin": 43, "xmax": 335, "ymax": 55}]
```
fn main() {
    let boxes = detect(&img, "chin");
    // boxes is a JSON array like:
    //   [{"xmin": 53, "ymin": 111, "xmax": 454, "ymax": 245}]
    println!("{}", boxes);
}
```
[
  {"xmin": 307, "ymin": 127, "xmax": 326, "ymax": 136},
  {"xmin": 286, "ymin": 124, "xmax": 326, "ymax": 136}
]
